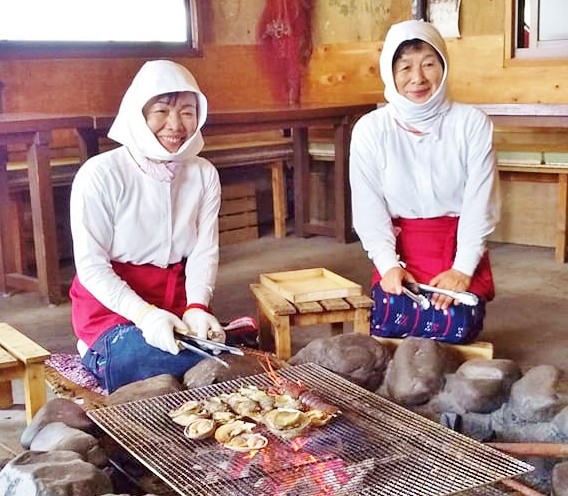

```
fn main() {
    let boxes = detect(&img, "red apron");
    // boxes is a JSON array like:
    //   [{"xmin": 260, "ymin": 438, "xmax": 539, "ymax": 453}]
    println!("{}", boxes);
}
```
[
  {"xmin": 70, "ymin": 260, "xmax": 187, "ymax": 347},
  {"xmin": 371, "ymin": 217, "xmax": 495, "ymax": 301}
]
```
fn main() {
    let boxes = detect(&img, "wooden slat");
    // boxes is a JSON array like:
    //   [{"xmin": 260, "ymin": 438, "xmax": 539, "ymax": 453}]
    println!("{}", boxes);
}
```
[
  {"xmin": 219, "ymin": 226, "xmax": 258, "ymax": 246},
  {"xmin": 0, "ymin": 346, "xmax": 18, "ymax": 369},
  {"xmin": 0, "ymin": 323, "xmax": 50, "ymax": 364},
  {"xmin": 319, "ymin": 298, "xmax": 351, "ymax": 311},
  {"xmin": 372, "ymin": 336, "xmax": 494, "ymax": 361},
  {"xmin": 345, "ymin": 294, "xmax": 374, "ymax": 308},
  {"xmin": 295, "ymin": 301, "xmax": 323, "ymax": 314},
  {"xmin": 219, "ymin": 197, "xmax": 256, "ymax": 216},
  {"xmin": 219, "ymin": 211, "xmax": 258, "ymax": 232},
  {"xmin": 250, "ymin": 283, "xmax": 296, "ymax": 317}
]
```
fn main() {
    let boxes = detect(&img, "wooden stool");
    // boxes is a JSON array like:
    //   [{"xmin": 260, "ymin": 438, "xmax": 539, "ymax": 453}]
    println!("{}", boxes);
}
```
[
  {"xmin": 250, "ymin": 283, "xmax": 374, "ymax": 360},
  {"xmin": 0, "ymin": 323, "xmax": 51, "ymax": 424}
]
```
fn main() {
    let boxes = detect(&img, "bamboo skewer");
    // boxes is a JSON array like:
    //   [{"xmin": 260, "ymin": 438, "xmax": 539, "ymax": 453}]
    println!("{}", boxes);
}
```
[{"xmin": 499, "ymin": 478, "xmax": 547, "ymax": 496}]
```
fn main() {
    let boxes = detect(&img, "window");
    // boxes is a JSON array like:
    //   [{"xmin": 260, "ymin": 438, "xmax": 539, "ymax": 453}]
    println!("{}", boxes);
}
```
[
  {"xmin": 512, "ymin": 0, "xmax": 568, "ymax": 59},
  {"xmin": 0, "ymin": 0, "xmax": 202, "ymax": 59}
]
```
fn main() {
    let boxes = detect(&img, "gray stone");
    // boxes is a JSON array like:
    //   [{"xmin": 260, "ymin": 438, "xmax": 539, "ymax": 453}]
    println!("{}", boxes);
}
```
[
  {"xmin": 508, "ymin": 365, "xmax": 566, "ymax": 422},
  {"xmin": 183, "ymin": 354, "xmax": 271, "ymax": 389},
  {"xmin": 0, "ymin": 450, "xmax": 113, "ymax": 496},
  {"xmin": 385, "ymin": 337, "xmax": 447, "ymax": 406},
  {"xmin": 438, "ymin": 374, "xmax": 506, "ymax": 414},
  {"xmin": 552, "ymin": 461, "xmax": 568, "ymax": 496},
  {"xmin": 456, "ymin": 358, "xmax": 521, "ymax": 393},
  {"xmin": 104, "ymin": 374, "xmax": 184, "ymax": 406},
  {"xmin": 20, "ymin": 397, "xmax": 96, "ymax": 449},
  {"xmin": 554, "ymin": 405, "xmax": 568, "ymax": 436},
  {"xmin": 30, "ymin": 421, "xmax": 108, "ymax": 467},
  {"xmin": 289, "ymin": 333, "xmax": 390, "ymax": 390}
]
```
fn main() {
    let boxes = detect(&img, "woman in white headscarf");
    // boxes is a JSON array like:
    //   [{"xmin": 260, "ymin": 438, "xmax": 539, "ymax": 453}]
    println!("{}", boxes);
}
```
[
  {"xmin": 69, "ymin": 60, "xmax": 224, "ymax": 392},
  {"xmin": 349, "ymin": 20, "xmax": 500, "ymax": 344}
]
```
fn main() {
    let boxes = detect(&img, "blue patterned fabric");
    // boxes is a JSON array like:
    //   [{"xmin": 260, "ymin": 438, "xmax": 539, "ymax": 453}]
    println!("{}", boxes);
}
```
[{"xmin": 370, "ymin": 284, "xmax": 486, "ymax": 344}]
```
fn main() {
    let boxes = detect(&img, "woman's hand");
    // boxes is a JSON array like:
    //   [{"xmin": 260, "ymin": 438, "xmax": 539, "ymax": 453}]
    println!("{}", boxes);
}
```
[
  {"xmin": 380, "ymin": 266, "xmax": 416, "ymax": 295},
  {"xmin": 428, "ymin": 269, "xmax": 472, "ymax": 310}
]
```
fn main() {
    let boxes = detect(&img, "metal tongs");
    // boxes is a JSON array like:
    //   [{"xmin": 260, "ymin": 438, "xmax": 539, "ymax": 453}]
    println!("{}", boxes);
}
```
[
  {"xmin": 405, "ymin": 282, "xmax": 479, "ymax": 307},
  {"xmin": 402, "ymin": 284, "xmax": 431, "ymax": 310},
  {"xmin": 174, "ymin": 331, "xmax": 244, "ymax": 369}
]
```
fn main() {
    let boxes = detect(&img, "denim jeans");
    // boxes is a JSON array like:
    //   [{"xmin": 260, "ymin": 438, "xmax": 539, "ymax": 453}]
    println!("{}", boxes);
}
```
[{"xmin": 81, "ymin": 323, "xmax": 204, "ymax": 393}]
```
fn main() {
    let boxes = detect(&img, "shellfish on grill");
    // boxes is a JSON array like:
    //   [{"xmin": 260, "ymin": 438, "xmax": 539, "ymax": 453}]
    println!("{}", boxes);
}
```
[
  {"xmin": 183, "ymin": 418, "xmax": 216, "ymax": 440},
  {"xmin": 304, "ymin": 409, "xmax": 336, "ymax": 427},
  {"xmin": 238, "ymin": 385, "xmax": 275, "ymax": 412},
  {"xmin": 223, "ymin": 433, "xmax": 268, "ymax": 452},
  {"xmin": 262, "ymin": 408, "xmax": 311, "ymax": 440},
  {"xmin": 211, "ymin": 410, "xmax": 239, "ymax": 424},
  {"xmin": 214, "ymin": 420, "xmax": 257, "ymax": 444},
  {"xmin": 168, "ymin": 400, "xmax": 208, "ymax": 426}
]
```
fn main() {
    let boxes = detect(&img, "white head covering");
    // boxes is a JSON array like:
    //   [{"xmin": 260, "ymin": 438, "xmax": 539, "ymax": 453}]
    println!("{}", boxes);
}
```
[
  {"xmin": 379, "ymin": 20, "xmax": 450, "ymax": 127},
  {"xmin": 108, "ymin": 60, "xmax": 208, "ymax": 163}
]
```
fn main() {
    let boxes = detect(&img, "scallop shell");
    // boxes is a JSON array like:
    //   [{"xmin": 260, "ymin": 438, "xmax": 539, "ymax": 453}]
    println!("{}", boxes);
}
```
[
  {"xmin": 263, "ymin": 408, "xmax": 311, "ymax": 440},
  {"xmin": 304, "ymin": 409, "xmax": 335, "ymax": 427},
  {"xmin": 211, "ymin": 411, "xmax": 238, "ymax": 424},
  {"xmin": 214, "ymin": 420, "xmax": 256, "ymax": 444},
  {"xmin": 168, "ymin": 400, "xmax": 202, "ymax": 417},
  {"xmin": 183, "ymin": 418, "xmax": 216, "ymax": 440},
  {"xmin": 169, "ymin": 412, "xmax": 204, "ymax": 427},
  {"xmin": 223, "ymin": 433, "xmax": 268, "ymax": 452},
  {"xmin": 263, "ymin": 408, "xmax": 308, "ymax": 430}
]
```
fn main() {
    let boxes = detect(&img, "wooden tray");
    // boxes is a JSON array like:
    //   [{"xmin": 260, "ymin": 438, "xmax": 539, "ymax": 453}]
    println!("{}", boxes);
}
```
[{"xmin": 259, "ymin": 268, "xmax": 362, "ymax": 303}]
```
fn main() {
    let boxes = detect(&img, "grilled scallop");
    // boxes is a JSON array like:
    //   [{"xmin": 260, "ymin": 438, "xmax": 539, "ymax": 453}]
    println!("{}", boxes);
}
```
[
  {"xmin": 214, "ymin": 420, "xmax": 257, "ymax": 444},
  {"xmin": 183, "ymin": 418, "xmax": 216, "ymax": 440},
  {"xmin": 223, "ymin": 433, "xmax": 268, "ymax": 452},
  {"xmin": 262, "ymin": 408, "xmax": 311, "ymax": 440}
]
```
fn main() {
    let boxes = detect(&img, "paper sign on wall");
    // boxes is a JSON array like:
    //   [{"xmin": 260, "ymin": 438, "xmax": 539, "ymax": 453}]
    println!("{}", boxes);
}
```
[{"xmin": 428, "ymin": 0, "xmax": 461, "ymax": 38}]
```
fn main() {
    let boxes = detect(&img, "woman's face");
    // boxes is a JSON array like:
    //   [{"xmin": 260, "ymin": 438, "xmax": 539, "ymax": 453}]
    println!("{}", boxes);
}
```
[
  {"xmin": 143, "ymin": 91, "xmax": 198, "ymax": 153},
  {"xmin": 393, "ymin": 42, "xmax": 444, "ymax": 104}
]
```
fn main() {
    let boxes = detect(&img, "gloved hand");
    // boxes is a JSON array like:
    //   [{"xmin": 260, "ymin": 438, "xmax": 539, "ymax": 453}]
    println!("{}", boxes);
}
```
[
  {"xmin": 182, "ymin": 308, "xmax": 226, "ymax": 344},
  {"xmin": 136, "ymin": 305, "xmax": 188, "ymax": 355}
]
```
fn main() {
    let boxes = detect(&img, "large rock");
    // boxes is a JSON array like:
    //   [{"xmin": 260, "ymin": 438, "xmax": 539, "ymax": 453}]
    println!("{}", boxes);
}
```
[
  {"xmin": 438, "ymin": 374, "xmax": 506, "ymax": 414},
  {"xmin": 507, "ymin": 365, "xmax": 567, "ymax": 422},
  {"xmin": 30, "ymin": 421, "xmax": 108, "ymax": 467},
  {"xmin": 289, "ymin": 333, "xmax": 390, "ymax": 390},
  {"xmin": 552, "ymin": 461, "xmax": 568, "ymax": 496},
  {"xmin": 104, "ymin": 374, "xmax": 184, "ymax": 406},
  {"xmin": 183, "ymin": 354, "xmax": 270, "ymax": 389},
  {"xmin": 20, "ymin": 398, "xmax": 96, "ymax": 449},
  {"xmin": 456, "ymin": 359, "xmax": 522, "ymax": 393},
  {"xmin": 0, "ymin": 450, "xmax": 113, "ymax": 496},
  {"xmin": 384, "ymin": 337, "xmax": 448, "ymax": 406}
]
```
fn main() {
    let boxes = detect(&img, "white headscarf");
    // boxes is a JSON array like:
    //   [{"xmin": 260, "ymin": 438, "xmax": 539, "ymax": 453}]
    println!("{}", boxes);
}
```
[
  {"xmin": 108, "ymin": 60, "xmax": 208, "ymax": 164},
  {"xmin": 379, "ymin": 20, "xmax": 451, "ymax": 128}
]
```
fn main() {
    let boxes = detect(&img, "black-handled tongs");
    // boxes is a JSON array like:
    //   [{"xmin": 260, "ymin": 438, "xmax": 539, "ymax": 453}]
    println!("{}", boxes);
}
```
[{"xmin": 174, "ymin": 331, "xmax": 245, "ymax": 356}]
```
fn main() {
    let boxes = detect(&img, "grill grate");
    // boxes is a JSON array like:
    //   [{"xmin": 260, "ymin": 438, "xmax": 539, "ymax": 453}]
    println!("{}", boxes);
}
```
[{"xmin": 88, "ymin": 363, "xmax": 533, "ymax": 496}]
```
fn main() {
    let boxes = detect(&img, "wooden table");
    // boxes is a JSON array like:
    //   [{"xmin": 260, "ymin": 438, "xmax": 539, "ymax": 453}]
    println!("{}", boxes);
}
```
[
  {"xmin": 476, "ymin": 104, "xmax": 568, "ymax": 262},
  {"xmin": 0, "ymin": 113, "xmax": 93, "ymax": 304},
  {"xmin": 79, "ymin": 102, "xmax": 377, "ymax": 243}
]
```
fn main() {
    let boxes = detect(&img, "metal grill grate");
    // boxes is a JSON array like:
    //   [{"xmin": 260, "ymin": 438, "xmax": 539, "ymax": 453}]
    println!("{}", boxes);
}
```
[{"xmin": 88, "ymin": 363, "xmax": 533, "ymax": 496}]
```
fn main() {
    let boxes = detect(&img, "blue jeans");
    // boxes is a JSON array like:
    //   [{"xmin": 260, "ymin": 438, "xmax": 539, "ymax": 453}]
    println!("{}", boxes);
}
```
[{"xmin": 81, "ymin": 324, "xmax": 205, "ymax": 393}]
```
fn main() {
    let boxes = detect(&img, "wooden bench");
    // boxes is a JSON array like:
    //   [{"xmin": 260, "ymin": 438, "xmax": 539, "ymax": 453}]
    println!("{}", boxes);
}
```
[
  {"xmin": 0, "ymin": 323, "xmax": 51, "ymax": 424},
  {"xmin": 250, "ymin": 282, "xmax": 374, "ymax": 360}
]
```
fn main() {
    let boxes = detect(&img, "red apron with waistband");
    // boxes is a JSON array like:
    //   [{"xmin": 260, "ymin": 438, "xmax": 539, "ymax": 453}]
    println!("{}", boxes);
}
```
[
  {"xmin": 371, "ymin": 216, "xmax": 495, "ymax": 301},
  {"xmin": 70, "ymin": 260, "xmax": 187, "ymax": 347}
]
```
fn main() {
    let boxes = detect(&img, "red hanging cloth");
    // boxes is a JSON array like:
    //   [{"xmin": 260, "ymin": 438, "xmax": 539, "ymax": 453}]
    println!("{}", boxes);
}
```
[{"xmin": 257, "ymin": 0, "xmax": 313, "ymax": 105}]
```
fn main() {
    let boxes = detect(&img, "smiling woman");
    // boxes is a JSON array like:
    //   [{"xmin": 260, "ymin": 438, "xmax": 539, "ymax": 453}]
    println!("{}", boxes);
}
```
[{"xmin": 0, "ymin": 0, "xmax": 202, "ymax": 59}]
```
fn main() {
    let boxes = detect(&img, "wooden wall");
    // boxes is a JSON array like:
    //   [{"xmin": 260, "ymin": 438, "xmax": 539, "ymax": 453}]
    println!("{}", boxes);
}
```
[{"xmin": 1, "ymin": 1, "xmax": 567, "ymax": 114}]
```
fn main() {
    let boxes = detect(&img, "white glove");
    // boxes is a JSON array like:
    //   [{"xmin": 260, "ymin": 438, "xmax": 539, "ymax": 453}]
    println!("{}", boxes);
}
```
[
  {"xmin": 182, "ymin": 308, "xmax": 226, "ymax": 344},
  {"xmin": 136, "ymin": 305, "xmax": 188, "ymax": 355}
]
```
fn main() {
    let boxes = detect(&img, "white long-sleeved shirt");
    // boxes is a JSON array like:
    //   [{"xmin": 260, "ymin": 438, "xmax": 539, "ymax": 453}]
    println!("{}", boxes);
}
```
[
  {"xmin": 349, "ymin": 102, "xmax": 500, "ymax": 278},
  {"xmin": 70, "ymin": 146, "xmax": 221, "ymax": 323}
]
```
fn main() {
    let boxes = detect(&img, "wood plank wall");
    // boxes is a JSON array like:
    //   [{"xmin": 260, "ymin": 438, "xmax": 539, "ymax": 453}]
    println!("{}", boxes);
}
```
[{"xmin": 1, "ymin": 1, "xmax": 567, "ymax": 116}]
